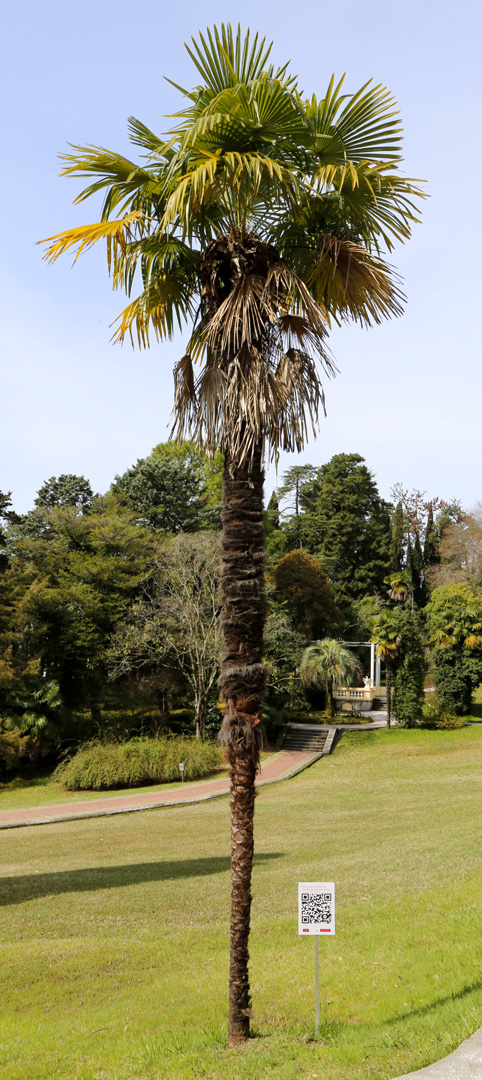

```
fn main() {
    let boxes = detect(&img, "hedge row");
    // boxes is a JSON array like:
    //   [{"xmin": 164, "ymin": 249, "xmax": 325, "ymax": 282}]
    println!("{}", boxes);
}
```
[{"xmin": 54, "ymin": 736, "xmax": 223, "ymax": 791}]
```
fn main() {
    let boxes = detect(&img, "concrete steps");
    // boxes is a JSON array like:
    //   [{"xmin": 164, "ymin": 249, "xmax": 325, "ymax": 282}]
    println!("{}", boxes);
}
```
[
  {"xmin": 282, "ymin": 725, "xmax": 328, "ymax": 753},
  {"xmin": 371, "ymin": 696, "xmax": 387, "ymax": 711}
]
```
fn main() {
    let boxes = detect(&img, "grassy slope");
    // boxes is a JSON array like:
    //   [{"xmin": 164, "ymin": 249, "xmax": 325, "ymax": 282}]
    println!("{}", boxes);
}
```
[
  {"xmin": 0, "ymin": 755, "xmax": 273, "ymax": 810},
  {"xmin": 1, "ymin": 726, "xmax": 482, "ymax": 1079},
  {"xmin": 0, "ymin": 768, "xmax": 229, "ymax": 809}
]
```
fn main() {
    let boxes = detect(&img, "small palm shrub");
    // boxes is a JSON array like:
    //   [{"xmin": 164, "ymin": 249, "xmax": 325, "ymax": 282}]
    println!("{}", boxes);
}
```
[{"xmin": 54, "ymin": 736, "xmax": 223, "ymax": 791}]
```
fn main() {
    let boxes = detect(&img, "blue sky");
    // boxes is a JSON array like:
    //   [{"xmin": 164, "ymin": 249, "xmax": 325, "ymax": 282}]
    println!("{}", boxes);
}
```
[{"xmin": 1, "ymin": 0, "xmax": 481, "ymax": 513}]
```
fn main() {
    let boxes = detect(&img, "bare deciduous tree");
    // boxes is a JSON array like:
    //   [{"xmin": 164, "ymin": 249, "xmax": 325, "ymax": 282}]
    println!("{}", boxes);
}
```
[
  {"xmin": 110, "ymin": 532, "xmax": 221, "ymax": 737},
  {"xmin": 429, "ymin": 506, "xmax": 482, "ymax": 589}
]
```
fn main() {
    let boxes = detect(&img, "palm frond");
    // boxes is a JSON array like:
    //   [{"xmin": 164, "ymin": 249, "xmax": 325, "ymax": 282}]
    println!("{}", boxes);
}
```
[
  {"xmin": 202, "ymin": 258, "xmax": 333, "ymax": 360},
  {"xmin": 112, "ymin": 272, "xmax": 197, "ymax": 346},
  {"xmin": 43, "ymin": 21, "xmax": 425, "ymax": 452},
  {"xmin": 305, "ymin": 76, "xmax": 403, "ymax": 165},
  {"xmin": 307, "ymin": 236, "xmax": 405, "ymax": 326},
  {"xmin": 40, "ymin": 211, "xmax": 146, "ymax": 270},
  {"xmin": 58, "ymin": 145, "xmax": 165, "ymax": 218},
  {"xmin": 183, "ymin": 24, "xmax": 285, "ymax": 95},
  {"xmin": 171, "ymin": 340, "xmax": 326, "ymax": 465}
]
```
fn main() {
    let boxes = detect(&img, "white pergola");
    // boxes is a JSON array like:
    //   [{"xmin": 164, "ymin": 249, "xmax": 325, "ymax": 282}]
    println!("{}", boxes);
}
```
[{"xmin": 341, "ymin": 641, "xmax": 381, "ymax": 686}]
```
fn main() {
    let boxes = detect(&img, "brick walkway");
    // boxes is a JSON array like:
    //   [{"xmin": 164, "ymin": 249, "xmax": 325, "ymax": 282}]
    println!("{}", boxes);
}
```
[{"xmin": 0, "ymin": 748, "xmax": 320, "ymax": 829}]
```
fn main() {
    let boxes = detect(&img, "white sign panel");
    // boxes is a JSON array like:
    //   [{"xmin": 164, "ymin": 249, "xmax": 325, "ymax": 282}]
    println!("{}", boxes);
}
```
[{"xmin": 298, "ymin": 881, "xmax": 335, "ymax": 936}]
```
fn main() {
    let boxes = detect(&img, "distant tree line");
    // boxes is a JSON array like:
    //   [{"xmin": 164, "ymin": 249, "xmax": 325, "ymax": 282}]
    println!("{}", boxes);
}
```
[{"xmin": 1, "ymin": 446, "xmax": 481, "ymax": 768}]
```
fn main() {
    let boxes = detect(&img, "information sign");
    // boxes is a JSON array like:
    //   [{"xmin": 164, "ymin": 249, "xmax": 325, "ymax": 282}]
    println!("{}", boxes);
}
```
[{"xmin": 298, "ymin": 881, "xmax": 335, "ymax": 936}]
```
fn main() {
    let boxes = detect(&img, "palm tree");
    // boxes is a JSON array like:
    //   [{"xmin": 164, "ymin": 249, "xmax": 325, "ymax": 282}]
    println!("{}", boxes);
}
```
[
  {"xmin": 387, "ymin": 571, "xmax": 411, "ymax": 603},
  {"xmin": 300, "ymin": 639, "xmax": 361, "ymax": 716},
  {"xmin": 372, "ymin": 611, "xmax": 402, "ymax": 727},
  {"xmin": 41, "ymin": 24, "xmax": 423, "ymax": 1044}
]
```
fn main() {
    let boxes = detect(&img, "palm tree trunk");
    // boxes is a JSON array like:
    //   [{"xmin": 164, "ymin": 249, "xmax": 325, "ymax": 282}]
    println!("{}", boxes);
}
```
[
  {"xmin": 325, "ymin": 681, "xmax": 335, "ymax": 718},
  {"xmin": 219, "ymin": 444, "xmax": 265, "ymax": 1046},
  {"xmin": 386, "ymin": 660, "xmax": 392, "ymax": 728}
]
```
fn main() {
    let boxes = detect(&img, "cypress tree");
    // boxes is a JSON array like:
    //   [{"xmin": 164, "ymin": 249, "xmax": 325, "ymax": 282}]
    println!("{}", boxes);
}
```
[
  {"xmin": 406, "ymin": 538, "xmax": 414, "ymax": 599},
  {"xmin": 392, "ymin": 609, "xmax": 425, "ymax": 725},
  {"xmin": 390, "ymin": 501, "xmax": 404, "ymax": 571},
  {"xmin": 423, "ymin": 504, "xmax": 439, "ymax": 567},
  {"xmin": 265, "ymin": 490, "xmax": 280, "ymax": 532},
  {"xmin": 412, "ymin": 531, "xmax": 428, "ymax": 607}
]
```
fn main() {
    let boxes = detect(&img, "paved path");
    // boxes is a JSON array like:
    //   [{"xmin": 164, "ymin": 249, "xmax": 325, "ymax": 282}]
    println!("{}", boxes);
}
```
[
  {"xmin": 391, "ymin": 1025, "xmax": 482, "ymax": 1079},
  {"xmin": 0, "ymin": 748, "xmax": 321, "ymax": 829}
]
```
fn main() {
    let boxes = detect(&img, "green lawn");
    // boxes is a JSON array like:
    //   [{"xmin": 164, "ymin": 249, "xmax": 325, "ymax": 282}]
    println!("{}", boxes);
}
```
[
  {"xmin": 0, "ymin": 753, "xmax": 274, "ymax": 810},
  {"xmin": 1, "ymin": 726, "xmax": 482, "ymax": 1079},
  {"xmin": 0, "ymin": 766, "xmax": 229, "ymax": 810}
]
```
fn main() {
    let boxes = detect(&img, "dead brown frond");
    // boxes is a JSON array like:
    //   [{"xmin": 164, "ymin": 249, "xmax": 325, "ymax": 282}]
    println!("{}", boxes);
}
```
[
  {"xmin": 308, "ymin": 235, "xmax": 405, "ymax": 326},
  {"xmin": 172, "ymin": 337, "xmax": 328, "ymax": 465},
  {"xmin": 171, "ymin": 243, "xmax": 335, "ymax": 466},
  {"xmin": 218, "ymin": 698, "xmax": 264, "ymax": 763}
]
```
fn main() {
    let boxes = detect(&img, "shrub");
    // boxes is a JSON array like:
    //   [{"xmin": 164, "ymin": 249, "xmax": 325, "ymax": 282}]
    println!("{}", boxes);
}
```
[
  {"xmin": 329, "ymin": 715, "xmax": 373, "ymax": 725},
  {"xmin": 420, "ymin": 702, "xmax": 466, "ymax": 730},
  {"xmin": 0, "ymin": 728, "xmax": 29, "ymax": 772},
  {"xmin": 54, "ymin": 736, "xmax": 223, "ymax": 791},
  {"xmin": 431, "ymin": 645, "xmax": 481, "ymax": 716},
  {"xmin": 435, "ymin": 714, "xmax": 466, "ymax": 729}
]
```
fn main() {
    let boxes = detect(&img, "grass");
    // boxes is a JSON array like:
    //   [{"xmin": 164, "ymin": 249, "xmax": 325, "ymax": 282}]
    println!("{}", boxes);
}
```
[
  {"xmin": 0, "ymin": 752, "xmax": 274, "ymax": 810},
  {"xmin": 0, "ymin": 763, "xmax": 228, "ymax": 809},
  {"xmin": 1, "ymin": 725, "xmax": 482, "ymax": 1079}
]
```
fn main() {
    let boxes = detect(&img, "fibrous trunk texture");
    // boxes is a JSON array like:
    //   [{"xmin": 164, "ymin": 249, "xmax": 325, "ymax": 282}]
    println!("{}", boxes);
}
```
[{"xmin": 219, "ymin": 445, "xmax": 265, "ymax": 1045}]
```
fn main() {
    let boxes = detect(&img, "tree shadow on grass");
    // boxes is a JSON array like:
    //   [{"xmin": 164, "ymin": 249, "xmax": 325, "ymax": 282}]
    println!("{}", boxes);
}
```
[
  {"xmin": 0, "ymin": 852, "xmax": 283, "ymax": 907},
  {"xmin": 386, "ymin": 973, "xmax": 482, "ymax": 1026}
]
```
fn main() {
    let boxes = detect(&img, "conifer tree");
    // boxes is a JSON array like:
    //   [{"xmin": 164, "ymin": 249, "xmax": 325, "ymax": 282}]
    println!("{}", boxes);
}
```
[
  {"xmin": 265, "ymin": 491, "xmax": 280, "ymax": 532},
  {"xmin": 390, "ymin": 501, "xmax": 404, "ymax": 571},
  {"xmin": 0, "ymin": 493, "xmax": 13, "ymax": 573},
  {"xmin": 406, "ymin": 537, "xmax": 414, "ymax": 600},
  {"xmin": 412, "ymin": 531, "xmax": 428, "ymax": 607},
  {"xmin": 392, "ymin": 609, "xmax": 425, "ymax": 725},
  {"xmin": 423, "ymin": 504, "xmax": 439, "ymax": 568},
  {"xmin": 277, "ymin": 465, "xmax": 316, "ymax": 550},
  {"xmin": 35, "ymin": 475, "xmax": 94, "ymax": 511},
  {"xmin": 298, "ymin": 453, "xmax": 391, "ymax": 609}
]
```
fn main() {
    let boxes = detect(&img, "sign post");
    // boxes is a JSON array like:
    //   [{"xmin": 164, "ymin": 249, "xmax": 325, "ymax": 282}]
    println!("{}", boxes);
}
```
[
  {"xmin": 179, "ymin": 762, "xmax": 184, "ymax": 783},
  {"xmin": 298, "ymin": 882, "xmax": 335, "ymax": 1038}
]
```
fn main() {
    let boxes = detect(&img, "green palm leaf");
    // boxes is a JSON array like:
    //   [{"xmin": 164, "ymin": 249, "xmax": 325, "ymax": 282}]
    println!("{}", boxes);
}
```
[{"xmin": 42, "ymin": 23, "xmax": 425, "ymax": 464}]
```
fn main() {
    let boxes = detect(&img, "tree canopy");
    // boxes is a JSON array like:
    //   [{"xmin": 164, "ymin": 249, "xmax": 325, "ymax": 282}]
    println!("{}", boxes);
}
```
[
  {"xmin": 112, "ymin": 442, "xmax": 222, "ymax": 533},
  {"xmin": 297, "ymin": 453, "xmax": 392, "ymax": 608},
  {"xmin": 34, "ymin": 474, "xmax": 94, "ymax": 511},
  {"xmin": 274, "ymin": 549, "xmax": 339, "ymax": 638}
]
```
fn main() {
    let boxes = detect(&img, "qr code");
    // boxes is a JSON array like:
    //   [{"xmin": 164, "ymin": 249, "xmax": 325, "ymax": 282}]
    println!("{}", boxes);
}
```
[{"xmin": 301, "ymin": 892, "xmax": 332, "ymax": 924}]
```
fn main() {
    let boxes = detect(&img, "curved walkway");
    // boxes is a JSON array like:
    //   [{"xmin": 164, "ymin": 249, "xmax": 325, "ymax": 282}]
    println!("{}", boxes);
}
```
[
  {"xmin": 391, "ymin": 1025, "xmax": 482, "ymax": 1079},
  {"xmin": 0, "ymin": 748, "xmax": 321, "ymax": 829}
]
